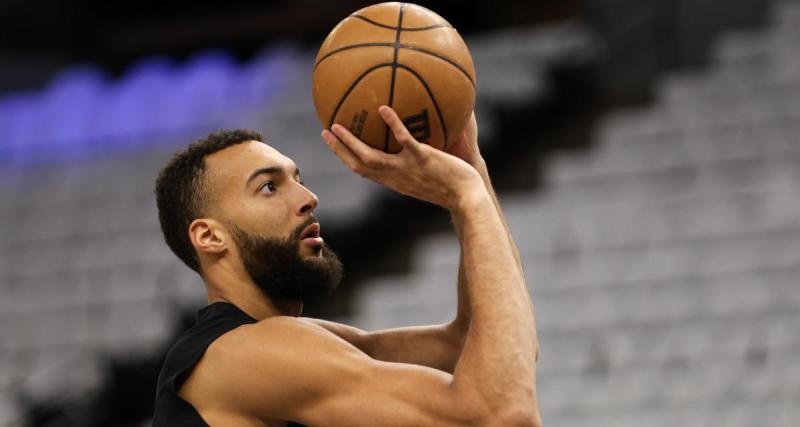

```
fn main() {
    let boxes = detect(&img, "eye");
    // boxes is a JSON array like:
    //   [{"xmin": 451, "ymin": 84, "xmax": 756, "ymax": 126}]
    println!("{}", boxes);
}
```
[{"xmin": 258, "ymin": 181, "xmax": 276, "ymax": 194}]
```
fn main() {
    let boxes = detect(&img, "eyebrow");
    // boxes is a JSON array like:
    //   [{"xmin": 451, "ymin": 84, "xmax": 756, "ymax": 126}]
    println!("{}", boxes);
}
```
[{"xmin": 245, "ymin": 165, "xmax": 301, "ymax": 188}]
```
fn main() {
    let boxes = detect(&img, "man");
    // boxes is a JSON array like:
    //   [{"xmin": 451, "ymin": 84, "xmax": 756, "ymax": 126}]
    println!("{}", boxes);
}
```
[{"xmin": 153, "ymin": 106, "xmax": 540, "ymax": 426}]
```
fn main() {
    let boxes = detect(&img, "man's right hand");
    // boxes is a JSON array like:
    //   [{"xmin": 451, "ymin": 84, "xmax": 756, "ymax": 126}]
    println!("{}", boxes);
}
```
[{"xmin": 321, "ymin": 106, "xmax": 485, "ymax": 213}]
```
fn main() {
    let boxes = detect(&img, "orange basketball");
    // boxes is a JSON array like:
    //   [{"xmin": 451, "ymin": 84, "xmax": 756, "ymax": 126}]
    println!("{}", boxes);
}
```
[{"xmin": 312, "ymin": 2, "xmax": 476, "ymax": 153}]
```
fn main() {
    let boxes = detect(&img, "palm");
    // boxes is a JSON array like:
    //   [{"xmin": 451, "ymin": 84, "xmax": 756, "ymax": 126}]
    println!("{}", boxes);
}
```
[{"xmin": 322, "ymin": 106, "xmax": 483, "ymax": 210}]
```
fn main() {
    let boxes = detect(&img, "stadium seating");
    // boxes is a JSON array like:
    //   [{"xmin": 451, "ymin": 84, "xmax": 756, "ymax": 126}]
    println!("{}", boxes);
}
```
[{"xmin": 350, "ymin": 2, "xmax": 800, "ymax": 425}]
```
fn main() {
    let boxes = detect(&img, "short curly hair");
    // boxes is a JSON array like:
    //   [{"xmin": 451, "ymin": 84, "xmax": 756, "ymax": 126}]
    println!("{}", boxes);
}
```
[{"xmin": 155, "ymin": 129, "xmax": 264, "ymax": 273}]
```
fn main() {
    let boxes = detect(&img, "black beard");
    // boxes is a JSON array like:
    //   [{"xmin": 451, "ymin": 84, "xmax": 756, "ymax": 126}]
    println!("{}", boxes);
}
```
[{"xmin": 227, "ymin": 218, "xmax": 343, "ymax": 301}]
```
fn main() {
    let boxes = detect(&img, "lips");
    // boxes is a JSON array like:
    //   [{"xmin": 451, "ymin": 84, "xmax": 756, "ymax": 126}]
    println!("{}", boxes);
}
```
[
  {"xmin": 299, "ymin": 223, "xmax": 324, "ymax": 247},
  {"xmin": 300, "ymin": 223, "xmax": 321, "ymax": 239}
]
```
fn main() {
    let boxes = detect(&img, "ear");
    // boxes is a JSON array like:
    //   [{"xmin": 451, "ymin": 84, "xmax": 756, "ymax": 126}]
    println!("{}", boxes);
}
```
[{"xmin": 189, "ymin": 218, "xmax": 228, "ymax": 255}]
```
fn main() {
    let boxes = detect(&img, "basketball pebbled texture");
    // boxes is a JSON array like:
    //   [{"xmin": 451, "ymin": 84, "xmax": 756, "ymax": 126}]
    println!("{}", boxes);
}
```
[{"xmin": 312, "ymin": 2, "xmax": 476, "ymax": 153}]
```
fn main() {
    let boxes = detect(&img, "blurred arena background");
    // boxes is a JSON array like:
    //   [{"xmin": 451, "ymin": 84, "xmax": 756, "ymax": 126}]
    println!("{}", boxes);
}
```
[{"xmin": 1, "ymin": 0, "xmax": 799, "ymax": 425}]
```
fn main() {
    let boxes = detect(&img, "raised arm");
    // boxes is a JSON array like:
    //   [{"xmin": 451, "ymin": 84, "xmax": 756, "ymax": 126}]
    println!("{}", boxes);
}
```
[
  {"xmin": 321, "ymin": 106, "xmax": 540, "ymax": 423},
  {"xmin": 304, "ymin": 112, "xmax": 528, "ymax": 374},
  {"xmin": 448, "ymin": 111, "xmax": 527, "ymax": 345},
  {"xmin": 446, "ymin": 112, "xmax": 523, "ymax": 276},
  {"xmin": 448, "ymin": 180, "xmax": 539, "ymax": 420}
]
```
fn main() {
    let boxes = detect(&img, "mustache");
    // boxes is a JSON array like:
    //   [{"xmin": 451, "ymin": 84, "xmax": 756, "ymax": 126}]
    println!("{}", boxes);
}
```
[{"xmin": 290, "ymin": 215, "xmax": 318, "ymax": 241}]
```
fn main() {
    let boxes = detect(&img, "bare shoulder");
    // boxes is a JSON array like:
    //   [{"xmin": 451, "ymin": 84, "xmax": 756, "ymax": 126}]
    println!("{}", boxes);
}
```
[
  {"xmin": 219, "ymin": 315, "xmax": 359, "ymax": 352},
  {"xmin": 180, "ymin": 316, "xmax": 370, "ymax": 423},
  {"xmin": 198, "ymin": 315, "xmax": 370, "ymax": 389}
]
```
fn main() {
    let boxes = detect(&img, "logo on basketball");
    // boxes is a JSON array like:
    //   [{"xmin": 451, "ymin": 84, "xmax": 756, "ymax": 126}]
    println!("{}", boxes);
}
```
[
  {"xmin": 402, "ymin": 109, "xmax": 431, "ymax": 143},
  {"xmin": 351, "ymin": 110, "xmax": 368, "ymax": 137}
]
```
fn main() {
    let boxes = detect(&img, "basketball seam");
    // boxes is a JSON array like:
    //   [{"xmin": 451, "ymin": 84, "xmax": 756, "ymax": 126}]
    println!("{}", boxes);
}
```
[
  {"xmin": 314, "ymin": 43, "xmax": 394, "ymax": 70},
  {"xmin": 384, "ymin": 3, "xmax": 405, "ymax": 153},
  {"xmin": 328, "ymin": 63, "xmax": 393, "ymax": 129},
  {"xmin": 348, "ymin": 14, "xmax": 453, "ymax": 31},
  {"xmin": 395, "ymin": 45, "xmax": 476, "ymax": 89},
  {"xmin": 314, "ymin": 43, "xmax": 476, "ymax": 90},
  {"xmin": 395, "ymin": 64, "xmax": 449, "ymax": 150}
]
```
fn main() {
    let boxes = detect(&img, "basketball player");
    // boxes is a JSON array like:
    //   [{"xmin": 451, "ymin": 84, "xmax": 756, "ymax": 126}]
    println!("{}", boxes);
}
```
[{"xmin": 152, "ymin": 106, "xmax": 540, "ymax": 426}]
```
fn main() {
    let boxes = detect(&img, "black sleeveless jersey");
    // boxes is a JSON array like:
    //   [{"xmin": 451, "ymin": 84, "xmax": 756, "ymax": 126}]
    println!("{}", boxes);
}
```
[{"xmin": 153, "ymin": 302, "xmax": 306, "ymax": 427}]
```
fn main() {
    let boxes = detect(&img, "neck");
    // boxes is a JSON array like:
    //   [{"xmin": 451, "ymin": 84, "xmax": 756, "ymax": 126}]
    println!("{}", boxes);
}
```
[{"xmin": 202, "ymin": 261, "xmax": 303, "ymax": 320}]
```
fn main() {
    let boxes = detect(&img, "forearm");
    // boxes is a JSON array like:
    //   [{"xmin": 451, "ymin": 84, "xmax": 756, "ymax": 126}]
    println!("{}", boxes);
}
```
[
  {"xmin": 472, "ymin": 158, "xmax": 523, "ymax": 273},
  {"xmin": 452, "ymin": 159, "xmax": 524, "ymax": 330},
  {"xmin": 450, "ymin": 189, "xmax": 539, "ymax": 416}
]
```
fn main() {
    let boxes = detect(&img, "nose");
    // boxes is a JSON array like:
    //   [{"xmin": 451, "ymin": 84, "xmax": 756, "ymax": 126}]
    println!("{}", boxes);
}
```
[{"xmin": 297, "ymin": 185, "xmax": 319, "ymax": 216}]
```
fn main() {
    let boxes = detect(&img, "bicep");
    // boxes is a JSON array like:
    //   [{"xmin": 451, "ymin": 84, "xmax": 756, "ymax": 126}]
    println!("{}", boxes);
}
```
[
  {"xmin": 302, "ymin": 318, "xmax": 463, "ymax": 373},
  {"xmin": 363, "ymin": 323, "xmax": 464, "ymax": 373},
  {"xmin": 299, "ymin": 357, "xmax": 471, "ymax": 427},
  {"xmin": 211, "ymin": 317, "xmax": 477, "ymax": 427}
]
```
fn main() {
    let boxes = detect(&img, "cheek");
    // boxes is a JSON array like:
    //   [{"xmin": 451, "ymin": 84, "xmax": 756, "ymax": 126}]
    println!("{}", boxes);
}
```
[{"xmin": 237, "ymin": 199, "xmax": 294, "ymax": 238}]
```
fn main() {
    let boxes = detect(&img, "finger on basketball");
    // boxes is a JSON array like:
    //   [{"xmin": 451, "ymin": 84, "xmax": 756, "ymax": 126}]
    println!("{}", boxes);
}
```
[
  {"xmin": 378, "ymin": 106, "xmax": 421, "ymax": 155},
  {"xmin": 331, "ymin": 124, "xmax": 391, "ymax": 168},
  {"xmin": 321, "ymin": 130, "xmax": 364, "ymax": 174}
]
